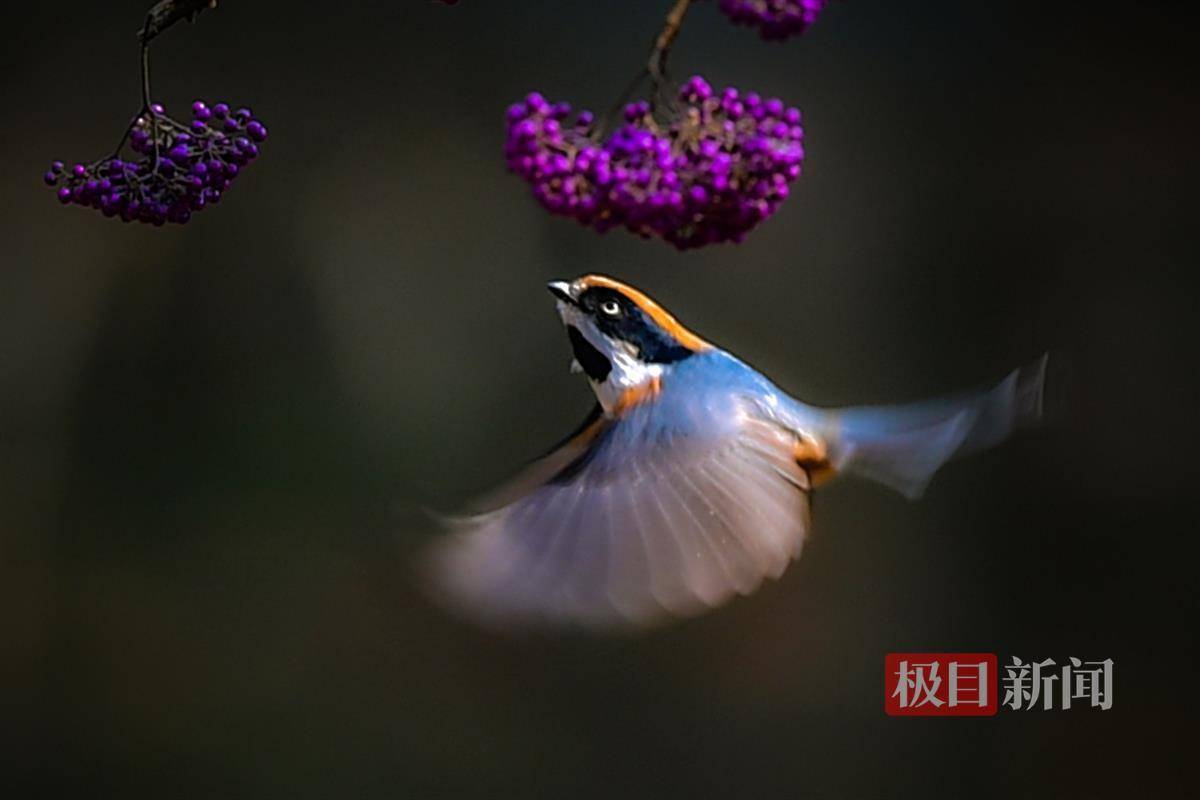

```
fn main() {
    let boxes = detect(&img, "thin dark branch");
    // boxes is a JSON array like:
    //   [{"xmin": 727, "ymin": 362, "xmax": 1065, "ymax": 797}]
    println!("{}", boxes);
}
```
[
  {"xmin": 138, "ymin": 15, "xmax": 161, "ymax": 168},
  {"xmin": 133, "ymin": 0, "xmax": 217, "ymax": 166},
  {"xmin": 648, "ymin": 0, "xmax": 693, "ymax": 84},
  {"xmin": 599, "ymin": 0, "xmax": 695, "ymax": 132},
  {"xmin": 138, "ymin": 0, "xmax": 218, "ymax": 45},
  {"xmin": 140, "ymin": 34, "xmax": 153, "ymax": 109}
]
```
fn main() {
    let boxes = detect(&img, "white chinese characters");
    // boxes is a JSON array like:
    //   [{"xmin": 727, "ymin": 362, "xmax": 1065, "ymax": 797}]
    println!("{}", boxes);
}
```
[
  {"xmin": 1001, "ymin": 657, "xmax": 1114, "ymax": 711},
  {"xmin": 891, "ymin": 658, "xmax": 990, "ymax": 709}
]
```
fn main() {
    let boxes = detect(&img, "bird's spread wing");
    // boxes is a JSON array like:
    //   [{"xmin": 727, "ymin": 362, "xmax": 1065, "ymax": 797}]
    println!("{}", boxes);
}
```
[{"xmin": 424, "ymin": 397, "xmax": 812, "ymax": 629}]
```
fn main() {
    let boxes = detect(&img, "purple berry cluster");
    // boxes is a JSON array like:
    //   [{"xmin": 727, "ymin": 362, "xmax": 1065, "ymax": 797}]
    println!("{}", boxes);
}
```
[
  {"xmin": 504, "ymin": 76, "xmax": 803, "ymax": 249},
  {"xmin": 717, "ymin": 0, "xmax": 827, "ymax": 41},
  {"xmin": 43, "ymin": 100, "xmax": 267, "ymax": 225}
]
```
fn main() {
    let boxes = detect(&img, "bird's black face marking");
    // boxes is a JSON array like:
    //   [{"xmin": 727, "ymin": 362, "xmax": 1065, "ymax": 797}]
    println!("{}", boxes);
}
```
[
  {"xmin": 567, "ymin": 325, "xmax": 612, "ymax": 382},
  {"xmin": 577, "ymin": 288, "xmax": 695, "ymax": 364}
]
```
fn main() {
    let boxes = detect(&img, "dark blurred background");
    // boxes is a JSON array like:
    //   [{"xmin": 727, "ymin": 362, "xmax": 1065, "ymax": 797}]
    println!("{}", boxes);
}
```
[{"xmin": 2, "ymin": 1, "xmax": 1196, "ymax": 796}]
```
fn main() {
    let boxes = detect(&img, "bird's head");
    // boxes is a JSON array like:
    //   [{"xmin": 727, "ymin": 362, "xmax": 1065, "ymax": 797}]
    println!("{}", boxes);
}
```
[{"xmin": 547, "ymin": 275, "xmax": 710, "ymax": 413}]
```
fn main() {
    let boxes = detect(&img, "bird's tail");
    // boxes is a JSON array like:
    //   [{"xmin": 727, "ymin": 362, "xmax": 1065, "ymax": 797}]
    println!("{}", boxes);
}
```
[{"xmin": 821, "ymin": 354, "xmax": 1049, "ymax": 498}]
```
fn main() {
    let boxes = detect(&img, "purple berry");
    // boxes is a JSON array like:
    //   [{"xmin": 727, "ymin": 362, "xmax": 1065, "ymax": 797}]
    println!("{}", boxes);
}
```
[
  {"xmin": 45, "ymin": 98, "xmax": 267, "ymax": 225},
  {"xmin": 716, "ymin": 0, "xmax": 827, "ymax": 41},
  {"xmin": 504, "ymin": 77, "xmax": 804, "ymax": 249}
]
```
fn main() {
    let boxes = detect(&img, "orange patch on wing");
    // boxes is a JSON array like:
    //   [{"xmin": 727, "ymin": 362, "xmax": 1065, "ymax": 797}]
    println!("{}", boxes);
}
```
[
  {"xmin": 793, "ymin": 435, "xmax": 836, "ymax": 487},
  {"xmin": 562, "ymin": 417, "xmax": 606, "ymax": 452},
  {"xmin": 574, "ymin": 416, "xmax": 608, "ymax": 447},
  {"xmin": 578, "ymin": 275, "xmax": 711, "ymax": 353},
  {"xmin": 614, "ymin": 376, "xmax": 663, "ymax": 415}
]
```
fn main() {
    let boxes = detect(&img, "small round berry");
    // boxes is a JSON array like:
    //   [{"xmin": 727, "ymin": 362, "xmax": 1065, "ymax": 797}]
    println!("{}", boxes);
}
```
[
  {"xmin": 503, "ymin": 79, "xmax": 803, "ymax": 248},
  {"xmin": 48, "ymin": 98, "xmax": 265, "ymax": 224}
]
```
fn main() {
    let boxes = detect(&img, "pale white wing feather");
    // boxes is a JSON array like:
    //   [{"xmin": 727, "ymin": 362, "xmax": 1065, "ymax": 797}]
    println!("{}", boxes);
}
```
[{"xmin": 425, "ymin": 408, "xmax": 811, "ymax": 629}]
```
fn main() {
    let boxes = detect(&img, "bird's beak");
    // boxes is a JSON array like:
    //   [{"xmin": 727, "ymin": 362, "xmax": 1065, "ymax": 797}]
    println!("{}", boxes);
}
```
[{"xmin": 547, "ymin": 280, "xmax": 576, "ymax": 305}]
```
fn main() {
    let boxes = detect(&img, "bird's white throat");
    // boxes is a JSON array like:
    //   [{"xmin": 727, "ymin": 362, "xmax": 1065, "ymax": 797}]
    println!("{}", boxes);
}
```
[
  {"xmin": 558, "ymin": 302, "xmax": 663, "ymax": 414},
  {"xmin": 591, "ymin": 350, "xmax": 664, "ymax": 414}
]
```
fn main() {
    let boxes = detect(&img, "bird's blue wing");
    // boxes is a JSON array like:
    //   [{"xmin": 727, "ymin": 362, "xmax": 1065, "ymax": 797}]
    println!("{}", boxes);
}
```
[{"xmin": 425, "ymin": 390, "xmax": 812, "ymax": 629}]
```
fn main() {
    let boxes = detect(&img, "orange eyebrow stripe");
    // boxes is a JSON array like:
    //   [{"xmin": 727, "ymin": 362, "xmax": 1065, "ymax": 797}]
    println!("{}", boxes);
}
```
[{"xmin": 577, "ymin": 274, "xmax": 711, "ymax": 352}]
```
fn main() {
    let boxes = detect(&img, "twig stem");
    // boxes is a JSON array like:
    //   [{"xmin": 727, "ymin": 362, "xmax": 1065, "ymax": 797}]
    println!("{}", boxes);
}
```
[
  {"xmin": 139, "ymin": 15, "xmax": 160, "ymax": 168},
  {"xmin": 648, "ymin": 0, "xmax": 693, "ymax": 83}
]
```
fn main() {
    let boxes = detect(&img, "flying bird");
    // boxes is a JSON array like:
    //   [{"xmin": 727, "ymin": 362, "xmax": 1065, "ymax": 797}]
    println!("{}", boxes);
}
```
[{"xmin": 426, "ymin": 275, "xmax": 1046, "ymax": 629}]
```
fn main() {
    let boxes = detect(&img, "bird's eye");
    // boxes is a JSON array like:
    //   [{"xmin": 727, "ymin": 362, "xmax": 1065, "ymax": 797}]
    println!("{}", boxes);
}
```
[{"xmin": 600, "ymin": 300, "xmax": 621, "ymax": 316}]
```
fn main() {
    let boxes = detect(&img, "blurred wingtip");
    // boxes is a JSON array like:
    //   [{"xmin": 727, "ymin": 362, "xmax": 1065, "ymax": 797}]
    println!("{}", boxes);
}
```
[
  {"xmin": 414, "ymin": 511, "xmax": 620, "ymax": 636},
  {"xmin": 1021, "ymin": 351, "xmax": 1051, "ymax": 424},
  {"xmin": 415, "ymin": 513, "xmax": 699, "ymax": 636},
  {"xmin": 412, "ymin": 508, "xmax": 492, "ymax": 627},
  {"xmin": 1023, "ymin": 350, "xmax": 1070, "ymax": 431}
]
